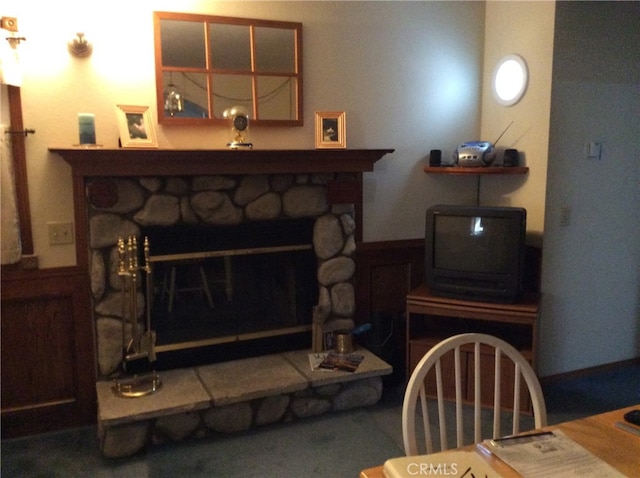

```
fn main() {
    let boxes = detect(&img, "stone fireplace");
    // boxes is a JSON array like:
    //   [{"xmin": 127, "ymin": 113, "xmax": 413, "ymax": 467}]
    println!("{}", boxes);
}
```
[
  {"xmin": 52, "ymin": 148, "xmax": 393, "ymax": 377},
  {"xmin": 52, "ymin": 148, "xmax": 394, "ymax": 457}
]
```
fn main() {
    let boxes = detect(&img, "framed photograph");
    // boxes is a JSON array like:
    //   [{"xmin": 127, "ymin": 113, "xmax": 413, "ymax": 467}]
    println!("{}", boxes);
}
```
[
  {"xmin": 115, "ymin": 105, "xmax": 158, "ymax": 148},
  {"xmin": 315, "ymin": 111, "xmax": 346, "ymax": 149}
]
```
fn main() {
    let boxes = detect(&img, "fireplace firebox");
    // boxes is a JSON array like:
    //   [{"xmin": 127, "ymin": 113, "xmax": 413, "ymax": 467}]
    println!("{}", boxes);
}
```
[{"xmin": 142, "ymin": 219, "xmax": 318, "ymax": 369}]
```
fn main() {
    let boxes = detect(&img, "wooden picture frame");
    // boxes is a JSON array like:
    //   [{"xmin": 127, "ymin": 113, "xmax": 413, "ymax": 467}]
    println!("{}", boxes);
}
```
[
  {"xmin": 315, "ymin": 111, "xmax": 346, "ymax": 149},
  {"xmin": 116, "ymin": 105, "xmax": 158, "ymax": 148}
]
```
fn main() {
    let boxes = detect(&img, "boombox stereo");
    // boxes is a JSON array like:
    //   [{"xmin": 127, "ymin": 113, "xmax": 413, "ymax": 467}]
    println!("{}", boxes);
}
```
[{"xmin": 454, "ymin": 141, "xmax": 497, "ymax": 167}]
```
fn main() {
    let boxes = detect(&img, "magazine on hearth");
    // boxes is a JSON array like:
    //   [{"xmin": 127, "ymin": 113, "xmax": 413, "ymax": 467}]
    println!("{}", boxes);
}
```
[{"xmin": 317, "ymin": 350, "xmax": 364, "ymax": 372}]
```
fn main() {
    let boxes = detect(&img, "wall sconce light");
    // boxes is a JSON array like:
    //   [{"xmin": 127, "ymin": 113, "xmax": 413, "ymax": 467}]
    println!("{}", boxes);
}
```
[
  {"xmin": 68, "ymin": 32, "xmax": 92, "ymax": 58},
  {"xmin": 2, "ymin": 16, "xmax": 26, "ymax": 48},
  {"xmin": 492, "ymin": 54, "xmax": 528, "ymax": 106}
]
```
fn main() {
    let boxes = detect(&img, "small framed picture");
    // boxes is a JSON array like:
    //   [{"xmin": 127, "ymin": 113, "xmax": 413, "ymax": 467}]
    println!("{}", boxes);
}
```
[
  {"xmin": 115, "ymin": 105, "xmax": 158, "ymax": 148},
  {"xmin": 315, "ymin": 111, "xmax": 346, "ymax": 149}
]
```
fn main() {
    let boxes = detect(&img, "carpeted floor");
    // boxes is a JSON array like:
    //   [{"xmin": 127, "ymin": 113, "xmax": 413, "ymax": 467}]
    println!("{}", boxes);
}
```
[
  {"xmin": 1, "ymin": 409, "xmax": 401, "ymax": 478},
  {"xmin": 2, "ymin": 364, "xmax": 638, "ymax": 478}
]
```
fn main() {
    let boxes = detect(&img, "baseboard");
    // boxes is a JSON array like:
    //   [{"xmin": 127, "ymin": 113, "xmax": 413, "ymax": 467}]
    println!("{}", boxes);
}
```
[{"xmin": 540, "ymin": 357, "xmax": 640, "ymax": 384}]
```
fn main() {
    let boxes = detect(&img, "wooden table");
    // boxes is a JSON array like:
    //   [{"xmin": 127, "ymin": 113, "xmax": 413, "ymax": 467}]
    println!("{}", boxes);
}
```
[{"xmin": 360, "ymin": 404, "xmax": 640, "ymax": 477}]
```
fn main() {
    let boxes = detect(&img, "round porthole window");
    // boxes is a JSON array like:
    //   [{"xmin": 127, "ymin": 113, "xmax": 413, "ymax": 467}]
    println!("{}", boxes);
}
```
[{"xmin": 492, "ymin": 54, "xmax": 528, "ymax": 106}]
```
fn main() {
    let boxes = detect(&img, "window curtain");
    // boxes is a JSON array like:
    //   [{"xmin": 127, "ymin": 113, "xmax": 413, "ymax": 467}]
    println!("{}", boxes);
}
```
[
  {"xmin": 1, "ymin": 30, "xmax": 23, "ymax": 264},
  {"xmin": 1, "ymin": 128, "xmax": 22, "ymax": 264}
]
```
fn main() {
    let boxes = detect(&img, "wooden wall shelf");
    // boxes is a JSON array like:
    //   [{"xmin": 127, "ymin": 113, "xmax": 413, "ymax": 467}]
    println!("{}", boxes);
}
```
[{"xmin": 424, "ymin": 166, "xmax": 529, "ymax": 175}]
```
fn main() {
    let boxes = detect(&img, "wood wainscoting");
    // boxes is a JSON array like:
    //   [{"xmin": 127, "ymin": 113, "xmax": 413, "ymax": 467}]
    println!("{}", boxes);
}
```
[
  {"xmin": 0, "ymin": 239, "xmax": 420, "ymax": 438},
  {"xmin": 1, "ymin": 266, "xmax": 96, "ymax": 439},
  {"xmin": 354, "ymin": 239, "xmax": 425, "ymax": 380}
]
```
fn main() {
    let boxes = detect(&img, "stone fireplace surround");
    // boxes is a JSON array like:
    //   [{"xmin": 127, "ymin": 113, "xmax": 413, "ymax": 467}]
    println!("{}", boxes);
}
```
[
  {"xmin": 89, "ymin": 174, "xmax": 357, "ymax": 376},
  {"xmin": 52, "ymin": 148, "xmax": 394, "ymax": 456}
]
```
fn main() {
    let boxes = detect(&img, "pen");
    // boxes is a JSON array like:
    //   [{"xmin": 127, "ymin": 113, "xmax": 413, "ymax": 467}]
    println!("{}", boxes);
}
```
[
  {"xmin": 489, "ymin": 431, "xmax": 554, "ymax": 446},
  {"xmin": 615, "ymin": 421, "xmax": 640, "ymax": 437}
]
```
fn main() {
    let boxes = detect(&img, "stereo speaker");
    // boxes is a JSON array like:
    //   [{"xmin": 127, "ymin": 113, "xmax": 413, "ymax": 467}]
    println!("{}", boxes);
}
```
[
  {"xmin": 429, "ymin": 149, "xmax": 441, "ymax": 167},
  {"xmin": 503, "ymin": 148, "xmax": 519, "ymax": 167}
]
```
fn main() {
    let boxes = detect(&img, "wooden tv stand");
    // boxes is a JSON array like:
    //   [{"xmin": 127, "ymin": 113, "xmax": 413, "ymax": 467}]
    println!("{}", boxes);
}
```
[{"xmin": 405, "ymin": 284, "xmax": 540, "ymax": 409}]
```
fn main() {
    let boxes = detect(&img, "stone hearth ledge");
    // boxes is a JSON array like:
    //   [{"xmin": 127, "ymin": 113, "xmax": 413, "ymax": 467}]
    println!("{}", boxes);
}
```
[{"xmin": 96, "ymin": 348, "xmax": 392, "ymax": 457}]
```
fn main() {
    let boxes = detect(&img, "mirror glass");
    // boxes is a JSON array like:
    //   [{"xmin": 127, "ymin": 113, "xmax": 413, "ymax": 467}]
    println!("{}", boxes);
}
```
[{"xmin": 154, "ymin": 12, "xmax": 303, "ymax": 126}]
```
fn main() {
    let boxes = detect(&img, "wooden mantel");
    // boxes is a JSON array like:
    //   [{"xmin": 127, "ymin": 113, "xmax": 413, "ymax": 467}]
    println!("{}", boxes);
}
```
[{"xmin": 49, "ymin": 148, "xmax": 394, "ymax": 177}]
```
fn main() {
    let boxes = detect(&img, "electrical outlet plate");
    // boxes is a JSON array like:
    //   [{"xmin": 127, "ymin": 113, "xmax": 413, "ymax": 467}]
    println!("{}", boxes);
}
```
[
  {"xmin": 21, "ymin": 254, "xmax": 39, "ymax": 269},
  {"xmin": 47, "ymin": 222, "xmax": 74, "ymax": 245}
]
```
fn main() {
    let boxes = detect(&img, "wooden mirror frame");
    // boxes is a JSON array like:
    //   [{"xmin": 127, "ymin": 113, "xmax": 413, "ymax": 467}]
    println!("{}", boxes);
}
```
[{"xmin": 154, "ymin": 12, "xmax": 303, "ymax": 126}]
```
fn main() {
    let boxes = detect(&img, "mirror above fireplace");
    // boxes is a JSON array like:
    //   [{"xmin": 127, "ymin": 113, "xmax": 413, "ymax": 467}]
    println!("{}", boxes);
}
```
[{"xmin": 154, "ymin": 12, "xmax": 303, "ymax": 126}]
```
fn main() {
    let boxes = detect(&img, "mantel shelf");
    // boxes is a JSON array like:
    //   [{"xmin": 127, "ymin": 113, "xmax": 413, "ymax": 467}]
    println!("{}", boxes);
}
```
[
  {"xmin": 424, "ymin": 166, "xmax": 529, "ymax": 176},
  {"xmin": 49, "ymin": 147, "xmax": 394, "ymax": 177}
]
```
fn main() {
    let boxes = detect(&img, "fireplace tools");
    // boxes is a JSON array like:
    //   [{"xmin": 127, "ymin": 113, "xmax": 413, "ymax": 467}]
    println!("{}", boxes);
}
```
[{"xmin": 112, "ymin": 235, "xmax": 162, "ymax": 397}]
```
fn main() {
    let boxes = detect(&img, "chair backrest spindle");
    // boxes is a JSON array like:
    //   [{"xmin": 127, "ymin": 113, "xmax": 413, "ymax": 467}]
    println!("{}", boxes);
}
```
[
  {"xmin": 454, "ymin": 347, "xmax": 464, "ymax": 450},
  {"xmin": 513, "ymin": 362, "xmax": 522, "ymax": 434},
  {"xmin": 493, "ymin": 347, "xmax": 502, "ymax": 438},
  {"xmin": 473, "ymin": 343, "xmax": 482, "ymax": 444}
]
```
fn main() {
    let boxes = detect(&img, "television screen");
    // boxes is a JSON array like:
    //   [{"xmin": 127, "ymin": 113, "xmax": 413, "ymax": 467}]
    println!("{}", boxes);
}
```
[
  {"xmin": 425, "ymin": 205, "xmax": 526, "ymax": 303},
  {"xmin": 433, "ymin": 215, "xmax": 519, "ymax": 274}
]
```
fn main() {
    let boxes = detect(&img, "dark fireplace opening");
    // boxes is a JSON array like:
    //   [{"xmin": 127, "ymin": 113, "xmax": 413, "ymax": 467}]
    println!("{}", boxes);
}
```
[{"xmin": 142, "ymin": 218, "xmax": 318, "ymax": 369}]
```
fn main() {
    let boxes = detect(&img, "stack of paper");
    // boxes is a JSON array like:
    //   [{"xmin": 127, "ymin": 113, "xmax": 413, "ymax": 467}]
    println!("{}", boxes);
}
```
[{"xmin": 477, "ymin": 430, "xmax": 625, "ymax": 477}]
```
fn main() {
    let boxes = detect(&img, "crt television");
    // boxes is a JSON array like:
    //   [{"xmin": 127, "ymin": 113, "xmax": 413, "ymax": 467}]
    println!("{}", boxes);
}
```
[{"xmin": 425, "ymin": 204, "xmax": 527, "ymax": 303}]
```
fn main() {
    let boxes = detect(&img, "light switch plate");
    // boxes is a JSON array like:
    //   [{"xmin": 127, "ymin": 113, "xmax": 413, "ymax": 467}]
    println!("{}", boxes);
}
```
[{"xmin": 587, "ymin": 141, "xmax": 602, "ymax": 160}]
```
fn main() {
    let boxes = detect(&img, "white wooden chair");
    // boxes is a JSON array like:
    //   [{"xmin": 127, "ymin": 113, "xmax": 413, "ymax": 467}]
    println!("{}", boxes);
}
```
[{"xmin": 402, "ymin": 333, "xmax": 547, "ymax": 456}]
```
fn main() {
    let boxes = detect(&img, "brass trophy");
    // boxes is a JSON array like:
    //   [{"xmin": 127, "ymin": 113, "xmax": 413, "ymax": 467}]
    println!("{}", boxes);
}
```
[
  {"xmin": 112, "ymin": 236, "xmax": 162, "ymax": 397},
  {"xmin": 223, "ymin": 106, "xmax": 253, "ymax": 150}
]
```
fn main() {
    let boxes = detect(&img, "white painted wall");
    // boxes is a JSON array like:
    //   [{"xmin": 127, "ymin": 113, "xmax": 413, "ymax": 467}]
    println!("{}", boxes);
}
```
[
  {"xmin": 480, "ymin": 1, "xmax": 555, "ymax": 238},
  {"xmin": 538, "ymin": 1, "xmax": 640, "ymax": 376},
  {"xmin": 2, "ymin": 0, "xmax": 485, "ymax": 268}
]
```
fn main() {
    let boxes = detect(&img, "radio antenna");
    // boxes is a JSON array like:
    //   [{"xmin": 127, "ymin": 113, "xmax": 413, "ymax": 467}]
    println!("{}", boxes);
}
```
[{"xmin": 493, "ymin": 121, "xmax": 514, "ymax": 145}]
